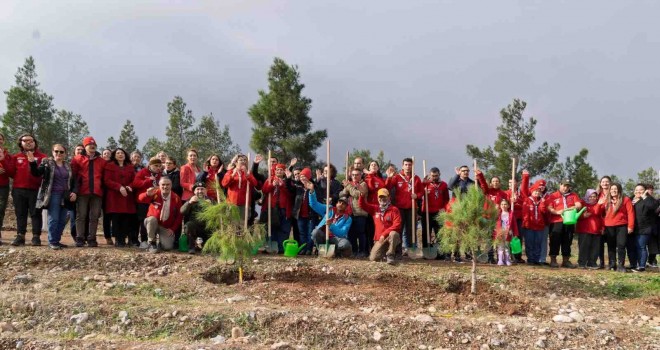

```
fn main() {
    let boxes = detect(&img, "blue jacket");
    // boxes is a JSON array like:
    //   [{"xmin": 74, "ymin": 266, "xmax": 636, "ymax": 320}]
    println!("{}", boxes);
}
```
[{"xmin": 309, "ymin": 190, "xmax": 352, "ymax": 239}]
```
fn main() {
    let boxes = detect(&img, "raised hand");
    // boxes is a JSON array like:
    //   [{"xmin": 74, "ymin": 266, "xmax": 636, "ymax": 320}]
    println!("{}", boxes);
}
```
[
  {"xmin": 522, "ymin": 169, "xmax": 529, "ymax": 175},
  {"xmin": 290, "ymin": 158, "xmax": 298, "ymax": 166},
  {"xmin": 305, "ymin": 181, "xmax": 315, "ymax": 192},
  {"xmin": 385, "ymin": 165, "xmax": 396, "ymax": 178},
  {"xmin": 454, "ymin": 167, "xmax": 460, "ymax": 175},
  {"xmin": 254, "ymin": 154, "xmax": 263, "ymax": 164}
]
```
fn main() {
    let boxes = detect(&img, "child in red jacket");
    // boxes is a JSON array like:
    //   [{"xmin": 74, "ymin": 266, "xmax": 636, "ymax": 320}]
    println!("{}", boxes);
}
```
[{"xmin": 494, "ymin": 198, "xmax": 519, "ymax": 266}]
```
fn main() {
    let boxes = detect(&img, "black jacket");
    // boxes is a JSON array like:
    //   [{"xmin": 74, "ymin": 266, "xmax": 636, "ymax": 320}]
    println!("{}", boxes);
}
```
[{"xmin": 633, "ymin": 195, "xmax": 659, "ymax": 234}]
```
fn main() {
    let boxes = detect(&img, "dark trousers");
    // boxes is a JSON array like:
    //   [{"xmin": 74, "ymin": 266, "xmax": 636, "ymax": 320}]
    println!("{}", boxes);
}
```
[
  {"xmin": 0, "ymin": 186, "xmax": 9, "ymax": 235},
  {"xmin": 420, "ymin": 211, "xmax": 440, "ymax": 248},
  {"xmin": 549, "ymin": 222, "xmax": 574, "ymax": 257},
  {"xmin": 290, "ymin": 217, "xmax": 300, "ymax": 243},
  {"xmin": 524, "ymin": 228, "xmax": 544, "ymax": 264},
  {"xmin": 12, "ymin": 188, "xmax": 42, "ymax": 236},
  {"xmin": 111, "ymin": 213, "xmax": 133, "ymax": 244},
  {"xmin": 605, "ymin": 225, "xmax": 628, "ymax": 267},
  {"xmin": 626, "ymin": 233, "xmax": 639, "ymax": 268},
  {"xmin": 577, "ymin": 233, "xmax": 601, "ymax": 267},
  {"xmin": 365, "ymin": 216, "xmax": 375, "ymax": 253},
  {"xmin": 103, "ymin": 211, "xmax": 112, "ymax": 239},
  {"xmin": 598, "ymin": 234, "xmax": 606, "ymax": 267},
  {"xmin": 348, "ymin": 215, "xmax": 368, "ymax": 254},
  {"xmin": 136, "ymin": 203, "xmax": 149, "ymax": 242},
  {"xmin": 399, "ymin": 207, "xmax": 414, "ymax": 249},
  {"xmin": 75, "ymin": 195, "xmax": 102, "ymax": 242},
  {"xmin": 186, "ymin": 220, "xmax": 211, "ymax": 249}
]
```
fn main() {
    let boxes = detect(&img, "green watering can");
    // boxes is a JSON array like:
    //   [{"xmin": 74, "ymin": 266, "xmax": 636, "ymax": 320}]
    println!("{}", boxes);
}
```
[
  {"xmin": 562, "ymin": 207, "xmax": 586, "ymax": 225},
  {"xmin": 178, "ymin": 234, "xmax": 189, "ymax": 252},
  {"xmin": 283, "ymin": 239, "xmax": 306, "ymax": 257}
]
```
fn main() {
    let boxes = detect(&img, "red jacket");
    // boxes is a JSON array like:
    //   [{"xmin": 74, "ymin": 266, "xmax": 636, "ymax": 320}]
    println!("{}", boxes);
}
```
[
  {"xmin": 221, "ymin": 170, "xmax": 257, "ymax": 206},
  {"xmin": 71, "ymin": 153, "xmax": 106, "ymax": 196},
  {"xmin": 261, "ymin": 176, "xmax": 292, "ymax": 219},
  {"xmin": 0, "ymin": 149, "xmax": 12, "ymax": 187},
  {"xmin": 137, "ymin": 190, "xmax": 182, "ymax": 231},
  {"xmin": 421, "ymin": 180, "xmax": 449, "ymax": 213},
  {"xmin": 520, "ymin": 196, "xmax": 546, "ymax": 231},
  {"xmin": 103, "ymin": 162, "xmax": 136, "ymax": 214},
  {"xmin": 385, "ymin": 172, "xmax": 423, "ymax": 209},
  {"xmin": 602, "ymin": 197, "xmax": 635, "ymax": 231},
  {"xmin": 358, "ymin": 196, "xmax": 402, "ymax": 241},
  {"xmin": 6, "ymin": 149, "xmax": 47, "ymax": 190},
  {"xmin": 179, "ymin": 163, "xmax": 201, "ymax": 201},
  {"xmin": 132, "ymin": 167, "xmax": 161, "ymax": 194},
  {"xmin": 545, "ymin": 191, "xmax": 584, "ymax": 224},
  {"xmin": 493, "ymin": 210, "xmax": 519, "ymax": 241},
  {"xmin": 364, "ymin": 173, "xmax": 386, "ymax": 204},
  {"xmin": 476, "ymin": 172, "xmax": 508, "ymax": 211},
  {"xmin": 576, "ymin": 202, "xmax": 603, "ymax": 234}
]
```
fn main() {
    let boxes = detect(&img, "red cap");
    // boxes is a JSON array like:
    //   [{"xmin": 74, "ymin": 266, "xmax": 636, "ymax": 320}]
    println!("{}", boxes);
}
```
[
  {"xmin": 300, "ymin": 167, "xmax": 312, "ymax": 180},
  {"xmin": 275, "ymin": 163, "xmax": 286, "ymax": 170},
  {"xmin": 82, "ymin": 137, "xmax": 96, "ymax": 147}
]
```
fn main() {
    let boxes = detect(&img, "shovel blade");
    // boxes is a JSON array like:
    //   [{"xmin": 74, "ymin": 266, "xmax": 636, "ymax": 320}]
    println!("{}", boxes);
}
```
[
  {"xmin": 422, "ymin": 246, "xmax": 438, "ymax": 260},
  {"xmin": 318, "ymin": 244, "xmax": 336, "ymax": 258},
  {"xmin": 264, "ymin": 240, "xmax": 279, "ymax": 254},
  {"xmin": 408, "ymin": 246, "xmax": 424, "ymax": 260}
]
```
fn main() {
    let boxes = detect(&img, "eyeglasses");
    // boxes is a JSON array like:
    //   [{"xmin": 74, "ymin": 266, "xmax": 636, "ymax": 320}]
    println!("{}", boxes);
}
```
[
  {"xmin": 53, "ymin": 150, "xmax": 65, "ymax": 154},
  {"xmin": 21, "ymin": 139, "xmax": 34, "ymax": 143},
  {"xmin": 460, "ymin": 170, "xmax": 469, "ymax": 172}
]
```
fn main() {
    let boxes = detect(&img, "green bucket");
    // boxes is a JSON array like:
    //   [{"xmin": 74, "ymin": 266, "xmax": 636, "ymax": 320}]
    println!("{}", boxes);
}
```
[{"xmin": 510, "ymin": 237, "xmax": 522, "ymax": 255}]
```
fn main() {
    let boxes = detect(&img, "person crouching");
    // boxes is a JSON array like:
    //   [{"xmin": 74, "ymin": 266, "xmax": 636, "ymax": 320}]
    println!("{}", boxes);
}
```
[
  {"xmin": 180, "ymin": 182, "xmax": 212, "ymax": 254},
  {"xmin": 138, "ymin": 176, "xmax": 182, "ymax": 253}
]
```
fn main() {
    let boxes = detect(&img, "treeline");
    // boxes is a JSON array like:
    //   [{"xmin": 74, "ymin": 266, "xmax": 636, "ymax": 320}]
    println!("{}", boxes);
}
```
[{"xmin": 1, "ymin": 57, "xmax": 657, "ymax": 194}]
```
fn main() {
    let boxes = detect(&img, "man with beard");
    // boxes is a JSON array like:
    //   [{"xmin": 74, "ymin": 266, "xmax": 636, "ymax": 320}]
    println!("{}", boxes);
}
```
[{"xmin": 359, "ymin": 188, "xmax": 402, "ymax": 265}]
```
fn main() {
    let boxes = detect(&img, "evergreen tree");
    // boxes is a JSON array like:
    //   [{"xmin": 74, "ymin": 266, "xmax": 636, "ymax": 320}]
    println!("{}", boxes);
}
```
[
  {"xmin": 1, "ymin": 56, "xmax": 58, "ymax": 152},
  {"xmin": 192, "ymin": 114, "xmax": 241, "ymax": 163},
  {"xmin": 466, "ymin": 99, "xmax": 560, "ymax": 187},
  {"xmin": 118, "ymin": 120, "xmax": 139, "ymax": 152},
  {"xmin": 54, "ymin": 109, "xmax": 89, "ymax": 152},
  {"xmin": 142, "ymin": 136, "xmax": 164, "ymax": 160},
  {"xmin": 547, "ymin": 148, "xmax": 598, "ymax": 196},
  {"xmin": 164, "ymin": 96, "xmax": 195, "ymax": 163},
  {"xmin": 438, "ymin": 185, "xmax": 497, "ymax": 294},
  {"xmin": 248, "ymin": 57, "xmax": 327, "ymax": 165},
  {"xmin": 105, "ymin": 136, "xmax": 118, "ymax": 150}
]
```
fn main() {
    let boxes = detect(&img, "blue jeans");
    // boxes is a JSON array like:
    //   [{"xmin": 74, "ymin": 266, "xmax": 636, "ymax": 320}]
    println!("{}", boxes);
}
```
[
  {"xmin": 637, "ymin": 234, "xmax": 651, "ymax": 268},
  {"xmin": 524, "ymin": 228, "xmax": 543, "ymax": 264},
  {"xmin": 349, "ymin": 216, "xmax": 367, "ymax": 254},
  {"xmin": 297, "ymin": 217, "xmax": 312, "ymax": 253},
  {"xmin": 276, "ymin": 207, "xmax": 291, "ymax": 253},
  {"xmin": 539, "ymin": 226, "xmax": 549, "ymax": 263},
  {"xmin": 47, "ymin": 192, "xmax": 68, "ymax": 245}
]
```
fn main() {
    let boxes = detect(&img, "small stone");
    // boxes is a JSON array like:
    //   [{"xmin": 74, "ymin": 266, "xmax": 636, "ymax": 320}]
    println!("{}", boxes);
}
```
[
  {"xmin": 15, "ymin": 341, "xmax": 23, "ymax": 349},
  {"xmin": 373, "ymin": 331, "xmax": 383, "ymax": 342},
  {"xmin": 210, "ymin": 335, "xmax": 226, "ymax": 344},
  {"xmin": 13, "ymin": 274, "xmax": 32, "ymax": 284},
  {"xmin": 552, "ymin": 315, "xmax": 574, "ymax": 323},
  {"xmin": 535, "ymin": 339, "xmax": 546, "ymax": 348},
  {"xmin": 568, "ymin": 311, "xmax": 584, "ymax": 322},
  {"xmin": 461, "ymin": 338, "xmax": 470, "ymax": 344},
  {"xmin": 497, "ymin": 324, "xmax": 506, "ymax": 333},
  {"xmin": 179, "ymin": 315, "xmax": 189, "ymax": 322},
  {"xmin": 557, "ymin": 333, "xmax": 566, "ymax": 341},
  {"xmin": 481, "ymin": 344, "xmax": 491, "ymax": 350},
  {"xmin": 70, "ymin": 312, "xmax": 89, "ymax": 324},
  {"xmin": 271, "ymin": 342, "xmax": 291, "ymax": 349},
  {"xmin": 231, "ymin": 326, "xmax": 244, "ymax": 339},
  {"xmin": 490, "ymin": 338, "xmax": 502, "ymax": 346},
  {"xmin": 226, "ymin": 295, "xmax": 247, "ymax": 303},
  {"xmin": 418, "ymin": 345, "xmax": 427, "ymax": 350},
  {"xmin": 538, "ymin": 328, "xmax": 548, "ymax": 334},
  {"xmin": 118, "ymin": 311, "xmax": 128, "ymax": 323},
  {"xmin": 0, "ymin": 322, "xmax": 16, "ymax": 333},
  {"xmin": 640, "ymin": 315, "xmax": 650, "ymax": 321},
  {"xmin": 428, "ymin": 306, "xmax": 437, "ymax": 313},
  {"xmin": 414, "ymin": 314, "xmax": 434, "ymax": 323}
]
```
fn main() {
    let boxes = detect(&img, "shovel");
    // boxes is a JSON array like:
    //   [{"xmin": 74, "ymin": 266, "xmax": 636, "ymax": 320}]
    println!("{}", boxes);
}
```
[
  {"xmin": 265, "ymin": 150, "xmax": 279, "ymax": 254},
  {"xmin": 318, "ymin": 139, "xmax": 336, "ymax": 258},
  {"xmin": 421, "ymin": 160, "xmax": 438, "ymax": 260},
  {"xmin": 407, "ymin": 156, "xmax": 424, "ymax": 260}
]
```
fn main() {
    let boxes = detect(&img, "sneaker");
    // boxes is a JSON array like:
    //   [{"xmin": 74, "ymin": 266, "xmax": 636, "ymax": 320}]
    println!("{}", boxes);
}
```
[
  {"xmin": 188, "ymin": 248, "xmax": 196, "ymax": 255},
  {"xmin": 105, "ymin": 237, "xmax": 114, "ymax": 245},
  {"xmin": 650, "ymin": 263, "xmax": 658, "ymax": 268},
  {"xmin": 587, "ymin": 265, "xmax": 600, "ymax": 270},
  {"xmin": 115, "ymin": 241, "xmax": 126, "ymax": 248},
  {"xmin": 386, "ymin": 256, "xmax": 395, "ymax": 265},
  {"xmin": 87, "ymin": 240, "xmax": 98, "ymax": 248},
  {"xmin": 402, "ymin": 248, "xmax": 409, "ymax": 257},
  {"xmin": 75, "ymin": 239, "xmax": 85, "ymax": 247},
  {"xmin": 632, "ymin": 267, "xmax": 645, "ymax": 273},
  {"xmin": 11, "ymin": 235, "xmax": 26, "ymax": 246},
  {"xmin": 57, "ymin": 243, "xmax": 68, "ymax": 248},
  {"xmin": 31, "ymin": 237, "xmax": 42, "ymax": 246},
  {"xmin": 488, "ymin": 257, "xmax": 497, "ymax": 265},
  {"xmin": 49, "ymin": 244, "xmax": 61, "ymax": 250},
  {"xmin": 139, "ymin": 241, "xmax": 149, "ymax": 249},
  {"xmin": 516, "ymin": 258, "xmax": 526, "ymax": 264},
  {"xmin": 148, "ymin": 242, "xmax": 159, "ymax": 254},
  {"xmin": 616, "ymin": 266, "xmax": 627, "ymax": 273}
]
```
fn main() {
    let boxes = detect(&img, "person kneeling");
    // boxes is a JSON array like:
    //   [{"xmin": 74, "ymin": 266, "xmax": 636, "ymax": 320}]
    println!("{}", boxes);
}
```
[
  {"xmin": 180, "ymin": 182, "xmax": 212, "ymax": 254},
  {"xmin": 358, "ymin": 188, "xmax": 402, "ymax": 265},
  {"xmin": 305, "ymin": 181, "xmax": 352, "ymax": 257},
  {"xmin": 138, "ymin": 177, "xmax": 182, "ymax": 253}
]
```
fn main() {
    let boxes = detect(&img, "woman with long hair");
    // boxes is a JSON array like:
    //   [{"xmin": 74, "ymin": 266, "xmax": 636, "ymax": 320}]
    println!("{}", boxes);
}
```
[
  {"xmin": 29, "ymin": 144, "xmax": 76, "ymax": 250},
  {"xmin": 602, "ymin": 183, "xmax": 635, "ymax": 272},
  {"xmin": 199, "ymin": 154, "xmax": 227, "ymax": 202},
  {"xmin": 179, "ymin": 149, "xmax": 201, "ymax": 202},
  {"xmin": 103, "ymin": 148, "xmax": 137, "ymax": 247},
  {"xmin": 596, "ymin": 176, "xmax": 612, "ymax": 268},
  {"xmin": 631, "ymin": 183, "xmax": 657, "ymax": 272}
]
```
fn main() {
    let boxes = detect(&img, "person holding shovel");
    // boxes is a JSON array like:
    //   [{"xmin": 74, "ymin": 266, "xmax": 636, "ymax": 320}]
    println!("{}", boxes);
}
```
[
  {"xmin": 358, "ymin": 188, "xmax": 402, "ymax": 265},
  {"xmin": 261, "ymin": 163, "xmax": 293, "ymax": 253},
  {"xmin": 306, "ymin": 181, "xmax": 353, "ymax": 258},
  {"xmin": 221, "ymin": 154, "xmax": 258, "ymax": 223},
  {"xmin": 420, "ymin": 167, "xmax": 449, "ymax": 255},
  {"xmin": 385, "ymin": 158, "xmax": 423, "ymax": 257}
]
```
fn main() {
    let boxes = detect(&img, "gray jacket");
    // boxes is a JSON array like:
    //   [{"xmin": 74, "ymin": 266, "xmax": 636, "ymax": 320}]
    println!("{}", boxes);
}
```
[{"xmin": 30, "ymin": 158, "xmax": 74, "ymax": 209}]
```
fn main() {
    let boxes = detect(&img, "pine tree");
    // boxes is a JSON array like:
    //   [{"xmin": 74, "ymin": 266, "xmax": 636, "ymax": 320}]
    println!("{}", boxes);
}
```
[
  {"xmin": 118, "ymin": 120, "xmax": 139, "ymax": 152},
  {"xmin": 1, "ymin": 56, "xmax": 58, "ymax": 152},
  {"xmin": 438, "ymin": 186, "xmax": 497, "ymax": 294},
  {"xmin": 55, "ymin": 109, "xmax": 89, "ymax": 151},
  {"xmin": 192, "ymin": 114, "xmax": 241, "ymax": 163},
  {"xmin": 547, "ymin": 148, "xmax": 598, "ymax": 195},
  {"xmin": 142, "ymin": 136, "xmax": 164, "ymax": 161},
  {"xmin": 248, "ymin": 57, "xmax": 327, "ymax": 165},
  {"xmin": 106, "ymin": 136, "xmax": 118, "ymax": 150},
  {"xmin": 164, "ymin": 96, "xmax": 195, "ymax": 163}
]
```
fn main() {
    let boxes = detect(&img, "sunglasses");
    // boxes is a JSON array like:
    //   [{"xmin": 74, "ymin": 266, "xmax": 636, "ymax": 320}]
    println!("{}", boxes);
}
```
[
  {"xmin": 21, "ymin": 139, "xmax": 35, "ymax": 143},
  {"xmin": 53, "ymin": 150, "xmax": 65, "ymax": 154}
]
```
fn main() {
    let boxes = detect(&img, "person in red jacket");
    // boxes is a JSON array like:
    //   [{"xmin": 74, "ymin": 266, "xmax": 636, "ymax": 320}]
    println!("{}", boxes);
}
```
[
  {"xmin": 601, "ymin": 183, "xmax": 635, "ymax": 272},
  {"xmin": 132, "ymin": 157, "xmax": 163, "ymax": 247},
  {"xmin": 385, "ymin": 158, "xmax": 423, "ymax": 257},
  {"xmin": 358, "ymin": 188, "xmax": 401, "ymax": 265},
  {"xmin": 103, "ymin": 148, "xmax": 136, "ymax": 247},
  {"xmin": 5, "ymin": 134, "xmax": 47, "ymax": 246},
  {"xmin": 71, "ymin": 137, "xmax": 106, "ymax": 247},
  {"xmin": 545, "ymin": 179, "xmax": 583, "ymax": 268},
  {"xmin": 475, "ymin": 167, "xmax": 509, "ymax": 264},
  {"xmin": 261, "ymin": 163, "xmax": 292, "ymax": 253},
  {"xmin": 575, "ymin": 189, "xmax": 603, "ymax": 269},
  {"xmin": 519, "ymin": 170, "xmax": 547, "ymax": 266},
  {"xmin": 221, "ymin": 154, "xmax": 258, "ymax": 219},
  {"xmin": 420, "ymin": 167, "xmax": 449, "ymax": 252},
  {"xmin": 138, "ymin": 176, "xmax": 182, "ymax": 253},
  {"xmin": 596, "ymin": 176, "xmax": 612, "ymax": 268},
  {"xmin": 364, "ymin": 160, "xmax": 386, "ymax": 253},
  {"xmin": 179, "ymin": 149, "xmax": 202, "ymax": 202},
  {"xmin": 493, "ymin": 198, "xmax": 519, "ymax": 266},
  {"xmin": 0, "ymin": 133, "xmax": 12, "ymax": 244}
]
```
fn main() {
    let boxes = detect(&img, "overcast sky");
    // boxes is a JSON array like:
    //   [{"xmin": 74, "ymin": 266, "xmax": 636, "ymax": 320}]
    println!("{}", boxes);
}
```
[{"xmin": 1, "ymin": 0, "xmax": 659, "ymax": 182}]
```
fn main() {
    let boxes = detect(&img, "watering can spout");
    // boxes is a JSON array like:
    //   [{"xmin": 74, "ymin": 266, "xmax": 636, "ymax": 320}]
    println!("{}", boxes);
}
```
[
  {"xmin": 576, "ymin": 207, "xmax": 586, "ymax": 219},
  {"xmin": 296, "ymin": 243, "xmax": 307, "ymax": 254}
]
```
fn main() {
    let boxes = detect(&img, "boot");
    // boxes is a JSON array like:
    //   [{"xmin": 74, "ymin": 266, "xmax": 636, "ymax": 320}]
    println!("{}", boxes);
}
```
[
  {"xmin": 497, "ymin": 248, "xmax": 504, "ymax": 266},
  {"xmin": 514, "ymin": 253, "xmax": 525, "ymax": 264},
  {"xmin": 561, "ymin": 256, "xmax": 576, "ymax": 268},
  {"xmin": 617, "ymin": 257, "xmax": 627, "ymax": 273},
  {"xmin": 31, "ymin": 235, "xmax": 41, "ymax": 246},
  {"xmin": 504, "ymin": 249, "xmax": 512, "ymax": 266},
  {"xmin": 550, "ymin": 256, "xmax": 559, "ymax": 268},
  {"xmin": 11, "ymin": 234, "xmax": 26, "ymax": 246}
]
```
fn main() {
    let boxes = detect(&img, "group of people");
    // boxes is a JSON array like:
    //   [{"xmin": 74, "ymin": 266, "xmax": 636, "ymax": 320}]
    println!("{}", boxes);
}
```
[{"xmin": 0, "ymin": 132, "xmax": 658, "ymax": 271}]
